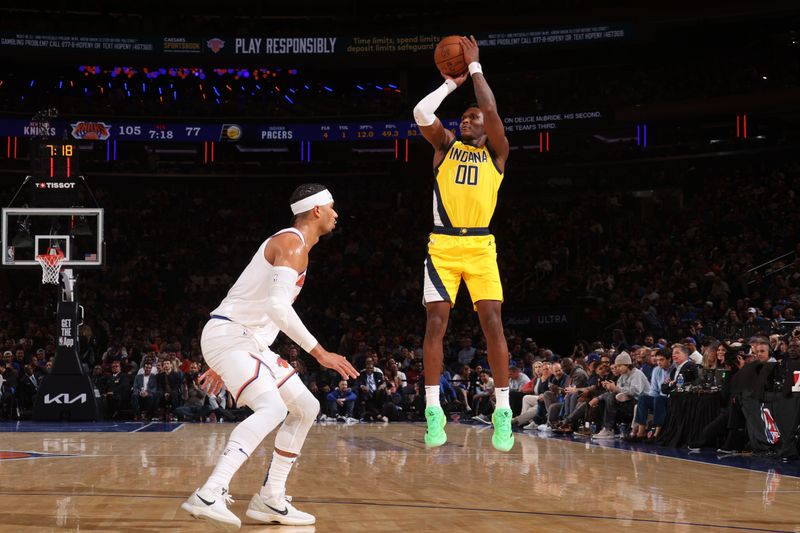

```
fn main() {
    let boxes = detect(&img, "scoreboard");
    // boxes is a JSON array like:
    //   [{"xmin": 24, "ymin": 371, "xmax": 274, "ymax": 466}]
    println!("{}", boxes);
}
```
[
  {"xmin": 30, "ymin": 141, "xmax": 78, "ymax": 178},
  {"xmin": 1, "ymin": 111, "xmax": 604, "ymax": 143},
  {"xmin": 3, "ymin": 118, "xmax": 462, "ymax": 143}
]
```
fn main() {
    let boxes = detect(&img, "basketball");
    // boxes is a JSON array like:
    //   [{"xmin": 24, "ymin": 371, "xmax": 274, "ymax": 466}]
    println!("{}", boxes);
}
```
[{"xmin": 434, "ymin": 35, "xmax": 467, "ymax": 77}]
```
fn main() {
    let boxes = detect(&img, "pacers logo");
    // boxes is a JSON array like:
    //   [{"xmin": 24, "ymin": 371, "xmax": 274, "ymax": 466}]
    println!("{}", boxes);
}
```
[{"xmin": 220, "ymin": 124, "xmax": 242, "ymax": 141}]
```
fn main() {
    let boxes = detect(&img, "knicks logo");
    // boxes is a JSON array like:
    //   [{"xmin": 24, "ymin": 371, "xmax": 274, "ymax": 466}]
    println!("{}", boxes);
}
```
[
  {"xmin": 207, "ymin": 38, "xmax": 225, "ymax": 53},
  {"xmin": 276, "ymin": 357, "xmax": 290, "ymax": 369},
  {"xmin": 71, "ymin": 121, "xmax": 111, "ymax": 141}
]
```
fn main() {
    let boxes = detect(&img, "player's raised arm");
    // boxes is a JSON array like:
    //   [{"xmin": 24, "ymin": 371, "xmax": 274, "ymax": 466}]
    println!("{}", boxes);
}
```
[
  {"xmin": 265, "ymin": 234, "xmax": 358, "ymax": 379},
  {"xmin": 413, "ymin": 72, "xmax": 468, "ymax": 156},
  {"xmin": 461, "ymin": 35, "xmax": 510, "ymax": 169}
]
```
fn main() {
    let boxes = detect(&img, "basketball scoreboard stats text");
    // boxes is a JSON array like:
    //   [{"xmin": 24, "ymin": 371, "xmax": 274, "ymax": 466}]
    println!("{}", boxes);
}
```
[
  {"xmin": 0, "ymin": 118, "xmax": 465, "ymax": 143},
  {"xmin": 0, "ymin": 113, "xmax": 602, "ymax": 144}
]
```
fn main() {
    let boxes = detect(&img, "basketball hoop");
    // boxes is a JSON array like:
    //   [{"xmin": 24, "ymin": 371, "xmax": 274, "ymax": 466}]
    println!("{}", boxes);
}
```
[{"xmin": 35, "ymin": 248, "xmax": 65, "ymax": 284}]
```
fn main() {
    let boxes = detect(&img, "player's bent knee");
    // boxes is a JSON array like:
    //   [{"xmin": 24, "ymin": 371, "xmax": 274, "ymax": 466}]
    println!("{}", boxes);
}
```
[{"xmin": 250, "ymin": 390, "xmax": 288, "ymax": 419}]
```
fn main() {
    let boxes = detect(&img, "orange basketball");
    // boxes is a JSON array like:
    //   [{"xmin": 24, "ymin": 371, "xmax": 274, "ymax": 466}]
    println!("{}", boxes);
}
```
[{"xmin": 434, "ymin": 35, "xmax": 467, "ymax": 77}]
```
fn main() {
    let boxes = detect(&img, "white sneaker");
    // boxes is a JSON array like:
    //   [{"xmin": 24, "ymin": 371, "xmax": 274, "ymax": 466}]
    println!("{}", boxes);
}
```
[
  {"xmin": 473, "ymin": 414, "xmax": 492, "ymax": 425},
  {"xmin": 592, "ymin": 428, "xmax": 615, "ymax": 439},
  {"xmin": 245, "ymin": 493, "xmax": 316, "ymax": 525},
  {"xmin": 181, "ymin": 486, "xmax": 241, "ymax": 531},
  {"xmin": 345, "ymin": 417, "xmax": 359, "ymax": 424},
  {"xmin": 522, "ymin": 420, "xmax": 538, "ymax": 430}
]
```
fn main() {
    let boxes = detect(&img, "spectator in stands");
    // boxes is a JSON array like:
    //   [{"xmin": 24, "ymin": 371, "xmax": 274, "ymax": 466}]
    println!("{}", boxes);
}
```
[
  {"xmin": 207, "ymin": 387, "xmax": 236, "ymax": 422},
  {"xmin": 131, "ymin": 361, "xmax": 159, "ymax": 420},
  {"xmin": 750, "ymin": 337, "xmax": 776, "ymax": 363},
  {"xmin": 327, "ymin": 380, "xmax": 357, "ymax": 421},
  {"xmin": 472, "ymin": 370, "xmax": 495, "ymax": 423},
  {"xmin": 382, "ymin": 359, "xmax": 406, "ymax": 389},
  {"xmin": 175, "ymin": 372, "xmax": 210, "ymax": 422},
  {"xmin": 702, "ymin": 339, "xmax": 722, "ymax": 369},
  {"xmin": 457, "ymin": 337, "xmax": 476, "ymax": 367},
  {"xmin": 637, "ymin": 347, "xmax": 655, "ymax": 380},
  {"xmin": 508, "ymin": 364, "xmax": 531, "ymax": 392},
  {"xmin": 716, "ymin": 310, "xmax": 742, "ymax": 339},
  {"xmin": 714, "ymin": 342, "xmax": 731, "ymax": 368},
  {"xmin": 157, "ymin": 358, "xmax": 184, "ymax": 418},
  {"xmin": 627, "ymin": 348, "xmax": 671, "ymax": 442},
  {"xmin": 357, "ymin": 358, "xmax": 385, "ymax": 421},
  {"xmin": 508, "ymin": 361, "xmax": 531, "ymax": 415},
  {"xmin": 591, "ymin": 351, "xmax": 649, "ymax": 439},
  {"xmin": 17, "ymin": 363, "xmax": 40, "ymax": 411},
  {"xmin": 406, "ymin": 360, "xmax": 423, "ymax": 387},
  {"xmin": 105, "ymin": 360, "xmax": 130, "ymax": 419},
  {"xmin": 511, "ymin": 362, "xmax": 552, "ymax": 428},
  {"xmin": 452, "ymin": 364, "xmax": 476, "ymax": 413},
  {"xmin": 683, "ymin": 337, "xmax": 704, "ymax": 365},
  {"xmin": 539, "ymin": 362, "xmax": 569, "ymax": 424},
  {"xmin": 661, "ymin": 343, "xmax": 699, "ymax": 396},
  {"xmin": 541, "ymin": 357, "xmax": 588, "ymax": 425}
]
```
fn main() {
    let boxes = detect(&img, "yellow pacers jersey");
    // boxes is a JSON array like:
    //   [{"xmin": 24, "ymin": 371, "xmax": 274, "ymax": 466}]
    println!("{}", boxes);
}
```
[{"xmin": 433, "ymin": 140, "xmax": 503, "ymax": 228}]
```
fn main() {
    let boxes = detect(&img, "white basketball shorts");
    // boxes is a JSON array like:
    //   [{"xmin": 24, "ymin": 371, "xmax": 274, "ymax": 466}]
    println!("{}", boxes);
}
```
[{"xmin": 200, "ymin": 318, "xmax": 297, "ymax": 408}]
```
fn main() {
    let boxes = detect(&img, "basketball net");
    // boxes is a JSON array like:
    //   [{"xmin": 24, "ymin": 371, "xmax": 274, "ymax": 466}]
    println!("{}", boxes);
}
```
[{"xmin": 35, "ymin": 248, "xmax": 65, "ymax": 285}]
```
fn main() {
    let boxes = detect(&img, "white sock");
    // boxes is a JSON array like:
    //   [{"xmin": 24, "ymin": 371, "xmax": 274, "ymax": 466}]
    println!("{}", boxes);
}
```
[
  {"xmin": 202, "ymin": 440, "xmax": 251, "ymax": 492},
  {"xmin": 201, "ymin": 389, "xmax": 287, "ymax": 493},
  {"xmin": 425, "ymin": 385, "xmax": 440, "ymax": 407},
  {"xmin": 260, "ymin": 451, "xmax": 296, "ymax": 500},
  {"xmin": 495, "ymin": 387, "xmax": 510, "ymax": 410}
]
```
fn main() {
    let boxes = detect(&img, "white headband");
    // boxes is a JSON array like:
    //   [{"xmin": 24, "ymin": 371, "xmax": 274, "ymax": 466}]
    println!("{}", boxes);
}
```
[{"xmin": 290, "ymin": 189, "xmax": 333, "ymax": 215}]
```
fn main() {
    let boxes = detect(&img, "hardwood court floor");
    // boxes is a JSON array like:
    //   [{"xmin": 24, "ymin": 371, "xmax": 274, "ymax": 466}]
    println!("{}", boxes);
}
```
[{"xmin": 1, "ymin": 421, "xmax": 799, "ymax": 532}]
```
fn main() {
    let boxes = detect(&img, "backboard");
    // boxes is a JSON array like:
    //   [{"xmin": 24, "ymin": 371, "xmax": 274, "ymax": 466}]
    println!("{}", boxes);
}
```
[{"xmin": 2, "ymin": 207, "xmax": 104, "ymax": 267}]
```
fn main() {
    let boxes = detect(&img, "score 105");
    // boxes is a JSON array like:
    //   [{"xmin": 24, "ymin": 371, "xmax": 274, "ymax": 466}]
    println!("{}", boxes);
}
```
[{"xmin": 115, "ymin": 125, "xmax": 202, "ymax": 139}]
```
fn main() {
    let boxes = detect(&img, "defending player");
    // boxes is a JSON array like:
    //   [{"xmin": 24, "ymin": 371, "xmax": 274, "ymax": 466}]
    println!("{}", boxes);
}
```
[
  {"xmin": 413, "ymin": 36, "xmax": 514, "ymax": 451},
  {"xmin": 181, "ymin": 184, "xmax": 358, "ymax": 530}
]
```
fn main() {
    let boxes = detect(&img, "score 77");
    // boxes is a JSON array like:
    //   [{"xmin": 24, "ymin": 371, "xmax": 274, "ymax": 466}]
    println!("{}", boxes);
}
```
[{"xmin": 185, "ymin": 127, "xmax": 201, "ymax": 137}]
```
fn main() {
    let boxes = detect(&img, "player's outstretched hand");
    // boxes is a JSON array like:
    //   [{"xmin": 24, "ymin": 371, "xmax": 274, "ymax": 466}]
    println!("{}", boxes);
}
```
[
  {"xmin": 443, "ymin": 70, "xmax": 468, "ymax": 87},
  {"xmin": 199, "ymin": 368, "xmax": 225, "ymax": 396},
  {"xmin": 316, "ymin": 350, "xmax": 359, "ymax": 380},
  {"xmin": 460, "ymin": 35, "xmax": 479, "ymax": 65}
]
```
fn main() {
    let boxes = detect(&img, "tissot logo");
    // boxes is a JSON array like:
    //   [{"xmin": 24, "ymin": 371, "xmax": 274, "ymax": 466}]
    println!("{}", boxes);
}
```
[
  {"xmin": 44, "ymin": 393, "xmax": 87, "ymax": 405},
  {"xmin": 36, "ymin": 182, "xmax": 76, "ymax": 189}
]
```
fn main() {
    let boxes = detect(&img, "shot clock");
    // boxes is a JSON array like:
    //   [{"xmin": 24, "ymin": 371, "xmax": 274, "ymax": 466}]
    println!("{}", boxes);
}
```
[
  {"xmin": 28, "ymin": 141, "xmax": 81, "ymax": 206},
  {"xmin": 30, "ymin": 141, "xmax": 79, "ymax": 179}
]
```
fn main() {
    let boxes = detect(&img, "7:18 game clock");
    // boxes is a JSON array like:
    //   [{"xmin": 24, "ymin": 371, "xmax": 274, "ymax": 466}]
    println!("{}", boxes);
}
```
[{"xmin": 30, "ymin": 141, "xmax": 79, "ymax": 179}]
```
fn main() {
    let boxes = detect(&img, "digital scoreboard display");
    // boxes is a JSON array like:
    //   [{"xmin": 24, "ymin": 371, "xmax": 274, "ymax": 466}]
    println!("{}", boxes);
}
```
[{"xmin": 30, "ymin": 141, "xmax": 79, "ymax": 178}]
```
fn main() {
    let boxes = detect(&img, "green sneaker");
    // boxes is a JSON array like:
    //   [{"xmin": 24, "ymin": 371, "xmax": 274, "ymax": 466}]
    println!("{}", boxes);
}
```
[
  {"xmin": 424, "ymin": 406, "xmax": 447, "ymax": 447},
  {"xmin": 492, "ymin": 408, "xmax": 515, "ymax": 451}
]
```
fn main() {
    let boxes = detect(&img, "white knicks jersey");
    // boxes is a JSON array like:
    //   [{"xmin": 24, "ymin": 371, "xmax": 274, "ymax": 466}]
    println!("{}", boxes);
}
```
[{"xmin": 210, "ymin": 228, "xmax": 307, "ymax": 345}]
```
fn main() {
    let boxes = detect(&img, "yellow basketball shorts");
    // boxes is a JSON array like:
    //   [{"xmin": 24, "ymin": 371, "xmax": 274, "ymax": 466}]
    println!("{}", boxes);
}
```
[{"xmin": 423, "ymin": 233, "xmax": 503, "ymax": 308}]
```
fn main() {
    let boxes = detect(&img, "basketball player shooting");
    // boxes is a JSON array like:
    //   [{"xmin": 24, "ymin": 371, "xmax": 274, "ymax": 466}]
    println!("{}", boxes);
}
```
[
  {"xmin": 413, "ymin": 36, "xmax": 514, "ymax": 451},
  {"xmin": 181, "ymin": 184, "xmax": 358, "ymax": 530}
]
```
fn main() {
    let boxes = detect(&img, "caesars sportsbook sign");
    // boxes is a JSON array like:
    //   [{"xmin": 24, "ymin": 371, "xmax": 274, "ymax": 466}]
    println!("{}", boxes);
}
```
[{"xmin": 0, "ymin": 24, "xmax": 629, "ymax": 57}]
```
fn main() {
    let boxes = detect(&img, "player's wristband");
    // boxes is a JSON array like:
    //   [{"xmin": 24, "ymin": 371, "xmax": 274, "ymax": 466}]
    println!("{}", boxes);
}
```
[{"xmin": 468, "ymin": 62, "xmax": 483, "ymax": 76}]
